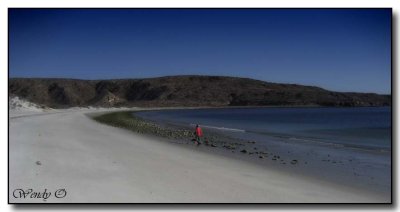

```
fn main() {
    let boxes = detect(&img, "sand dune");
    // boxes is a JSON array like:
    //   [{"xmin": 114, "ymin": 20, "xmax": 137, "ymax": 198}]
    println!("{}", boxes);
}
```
[
  {"xmin": 9, "ymin": 96, "xmax": 49, "ymax": 112},
  {"xmin": 9, "ymin": 108, "xmax": 388, "ymax": 203}
]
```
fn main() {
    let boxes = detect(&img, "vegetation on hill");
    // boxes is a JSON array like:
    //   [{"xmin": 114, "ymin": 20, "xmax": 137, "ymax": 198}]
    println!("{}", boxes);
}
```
[{"xmin": 9, "ymin": 76, "xmax": 391, "ymax": 108}]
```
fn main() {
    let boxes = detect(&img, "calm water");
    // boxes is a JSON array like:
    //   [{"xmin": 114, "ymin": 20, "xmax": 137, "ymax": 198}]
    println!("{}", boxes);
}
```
[{"xmin": 135, "ymin": 107, "xmax": 391, "ymax": 151}]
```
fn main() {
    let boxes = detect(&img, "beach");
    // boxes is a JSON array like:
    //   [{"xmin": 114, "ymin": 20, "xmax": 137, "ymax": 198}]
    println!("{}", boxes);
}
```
[{"xmin": 8, "ymin": 107, "xmax": 390, "ymax": 203}]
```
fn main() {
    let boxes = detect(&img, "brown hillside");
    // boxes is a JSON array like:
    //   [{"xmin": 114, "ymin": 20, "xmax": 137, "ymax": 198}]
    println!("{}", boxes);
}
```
[{"xmin": 9, "ymin": 76, "xmax": 391, "ymax": 108}]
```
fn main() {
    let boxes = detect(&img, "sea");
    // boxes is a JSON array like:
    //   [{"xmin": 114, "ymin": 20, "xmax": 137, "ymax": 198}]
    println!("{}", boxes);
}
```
[{"xmin": 135, "ymin": 107, "xmax": 391, "ymax": 151}]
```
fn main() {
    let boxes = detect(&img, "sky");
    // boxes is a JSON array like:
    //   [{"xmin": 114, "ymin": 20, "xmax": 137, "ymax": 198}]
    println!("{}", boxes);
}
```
[{"xmin": 9, "ymin": 9, "xmax": 391, "ymax": 94}]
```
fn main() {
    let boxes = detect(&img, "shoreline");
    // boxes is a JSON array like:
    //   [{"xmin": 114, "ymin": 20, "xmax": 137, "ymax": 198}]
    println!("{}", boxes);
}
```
[
  {"xmin": 92, "ymin": 109, "xmax": 391, "ymax": 200},
  {"xmin": 9, "ymin": 107, "xmax": 390, "ymax": 203}
]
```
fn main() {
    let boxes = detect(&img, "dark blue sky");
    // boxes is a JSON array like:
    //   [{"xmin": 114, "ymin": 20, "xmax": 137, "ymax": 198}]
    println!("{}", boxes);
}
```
[{"xmin": 9, "ymin": 9, "xmax": 391, "ymax": 94}]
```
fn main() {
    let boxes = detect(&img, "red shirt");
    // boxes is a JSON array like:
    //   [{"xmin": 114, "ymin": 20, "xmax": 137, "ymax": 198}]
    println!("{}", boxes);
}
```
[{"xmin": 195, "ymin": 127, "xmax": 203, "ymax": 137}]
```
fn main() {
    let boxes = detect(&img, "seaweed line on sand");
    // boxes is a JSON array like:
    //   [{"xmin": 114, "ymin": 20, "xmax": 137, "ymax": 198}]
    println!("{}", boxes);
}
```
[{"xmin": 92, "ymin": 111, "xmax": 245, "ymax": 148}]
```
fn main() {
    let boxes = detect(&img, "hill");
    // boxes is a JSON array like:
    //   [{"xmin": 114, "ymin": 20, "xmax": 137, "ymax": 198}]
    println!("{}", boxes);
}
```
[{"xmin": 9, "ymin": 76, "xmax": 391, "ymax": 108}]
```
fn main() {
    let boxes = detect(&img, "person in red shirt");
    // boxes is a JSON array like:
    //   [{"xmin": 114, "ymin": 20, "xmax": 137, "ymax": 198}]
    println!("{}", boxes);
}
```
[{"xmin": 194, "ymin": 124, "xmax": 203, "ymax": 145}]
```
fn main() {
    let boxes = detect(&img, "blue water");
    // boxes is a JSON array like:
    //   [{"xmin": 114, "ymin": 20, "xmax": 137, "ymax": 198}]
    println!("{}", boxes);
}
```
[{"xmin": 135, "ymin": 107, "xmax": 391, "ymax": 150}]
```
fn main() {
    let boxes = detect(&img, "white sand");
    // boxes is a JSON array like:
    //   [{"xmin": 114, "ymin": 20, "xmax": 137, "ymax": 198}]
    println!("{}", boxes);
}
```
[
  {"xmin": 9, "ymin": 96, "xmax": 48, "ymax": 112},
  {"xmin": 9, "ymin": 108, "xmax": 388, "ymax": 203}
]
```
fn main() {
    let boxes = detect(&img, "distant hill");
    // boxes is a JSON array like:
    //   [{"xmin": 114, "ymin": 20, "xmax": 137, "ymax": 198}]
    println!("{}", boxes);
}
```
[{"xmin": 9, "ymin": 76, "xmax": 391, "ymax": 108}]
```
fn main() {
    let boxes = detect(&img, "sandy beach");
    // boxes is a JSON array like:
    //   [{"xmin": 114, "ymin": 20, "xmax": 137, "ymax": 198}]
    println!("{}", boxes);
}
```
[{"xmin": 9, "ymin": 107, "xmax": 389, "ymax": 203}]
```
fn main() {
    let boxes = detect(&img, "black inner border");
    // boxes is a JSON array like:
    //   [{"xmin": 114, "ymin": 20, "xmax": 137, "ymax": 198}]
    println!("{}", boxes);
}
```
[{"xmin": 6, "ymin": 7, "xmax": 395, "ymax": 207}]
